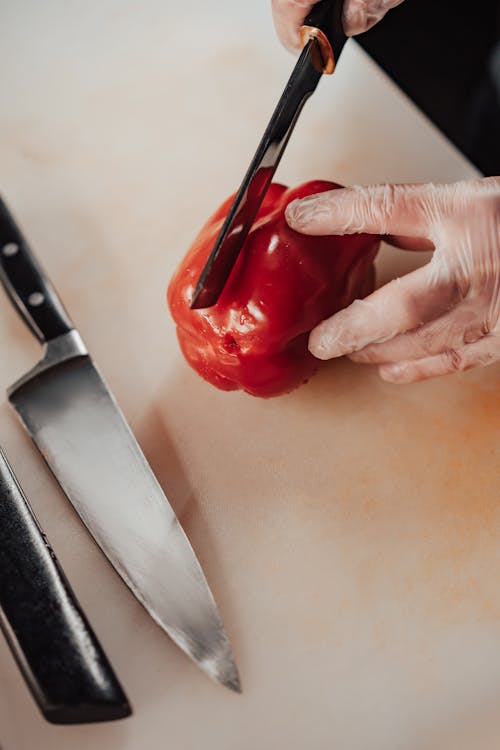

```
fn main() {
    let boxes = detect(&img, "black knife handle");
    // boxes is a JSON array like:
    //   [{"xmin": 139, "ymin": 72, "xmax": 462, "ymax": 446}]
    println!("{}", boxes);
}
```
[
  {"xmin": 0, "ymin": 198, "xmax": 73, "ymax": 344},
  {"xmin": 0, "ymin": 448, "xmax": 132, "ymax": 724},
  {"xmin": 304, "ymin": 0, "xmax": 346, "ymax": 65}
]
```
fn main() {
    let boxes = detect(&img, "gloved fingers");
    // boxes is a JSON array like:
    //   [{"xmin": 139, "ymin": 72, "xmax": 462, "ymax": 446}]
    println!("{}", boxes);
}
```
[
  {"xmin": 308, "ymin": 264, "xmax": 454, "ymax": 360},
  {"xmin": 343, "ymin": 0, "xmax": 406, "ymax": 35},
  {"xmin": 384, "ymin": 234, "xmax": 435, "ymax": 252},
  {"xmin": 378, "ymin": 335, "xmax": 500, "ymax": 383},
  {"xmin": 348, "ymin": 304, "xmax": 488, "ymax": 364},
  {"xmin": 271, "ymin": 0, "xmax": 319, "ymax": 52},
  {"xmin": 286, "ymin": 183, "xmax": 439, "ymax": 238}
]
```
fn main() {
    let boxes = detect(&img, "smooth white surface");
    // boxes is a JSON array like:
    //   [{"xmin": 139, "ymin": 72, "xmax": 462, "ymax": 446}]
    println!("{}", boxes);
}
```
[{"xmin": 1, "ymin": 2, "xmax": 500, "ymax": 749}]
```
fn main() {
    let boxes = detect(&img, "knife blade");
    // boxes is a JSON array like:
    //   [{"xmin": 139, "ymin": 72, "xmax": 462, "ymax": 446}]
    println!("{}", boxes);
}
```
[
  {"xmin": 0, "ymin": 447, "xmax": 131, "ymax": 723},
  {"xmin": 0, "ymin": 198, "xmax": 240, "ymax": 693},
  {"xmin": 190, "ymin": 0, "xmax": 346, "ymax": 309}
]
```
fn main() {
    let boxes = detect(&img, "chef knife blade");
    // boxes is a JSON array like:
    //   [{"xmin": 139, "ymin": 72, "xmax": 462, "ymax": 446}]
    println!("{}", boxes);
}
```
[
  {"xmin": 0, "ymin": 447, "xmax": 131, "ymax": 723},
  {"xmin": 190, "ymin": 0, "xmax": 346, "ymax": 309},
  {"xmin": 0, "ymin": 198, "xmax": 240, "ymax": 693}
]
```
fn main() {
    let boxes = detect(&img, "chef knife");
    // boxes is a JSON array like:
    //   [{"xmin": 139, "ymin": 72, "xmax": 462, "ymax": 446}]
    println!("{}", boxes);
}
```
[
  {"xmin": 0, "ymin": 198, "xmax": 240, "ymax": 692},
  {"xmin": 0, "ymin": 447, "xmax": 131, "ymax": 723},
  {"xmin": 190, "ymin": 0, "xmax": 346, "ymax": 309}
]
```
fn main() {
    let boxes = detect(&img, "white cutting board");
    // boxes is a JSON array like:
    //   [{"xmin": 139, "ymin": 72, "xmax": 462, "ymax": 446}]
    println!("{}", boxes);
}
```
[{"xmin": 2, "ymin": 2, "xmax": 500, "ymax": 749}]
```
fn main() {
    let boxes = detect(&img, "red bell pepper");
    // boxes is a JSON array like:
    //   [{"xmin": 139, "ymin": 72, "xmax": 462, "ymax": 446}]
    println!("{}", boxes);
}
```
[{"xmin": 168, "ymin": 180, "xmax": 380, "ymax": 397}]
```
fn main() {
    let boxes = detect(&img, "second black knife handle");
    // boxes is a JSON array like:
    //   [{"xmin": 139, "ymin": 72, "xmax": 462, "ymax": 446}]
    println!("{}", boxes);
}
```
[
  {"xmin": 0, "ymin": 448, "xmax": 131, "ymax": 724},
  {"xmin": 0, "ymin": 198, "xmax": 73, "ymax": 344}
]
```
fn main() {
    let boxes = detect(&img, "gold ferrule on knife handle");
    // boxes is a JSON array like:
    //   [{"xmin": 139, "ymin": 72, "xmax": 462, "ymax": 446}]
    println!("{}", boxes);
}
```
[{"xmin": 299, "ymin": 26, "xmax": 335, "ymax": 74}]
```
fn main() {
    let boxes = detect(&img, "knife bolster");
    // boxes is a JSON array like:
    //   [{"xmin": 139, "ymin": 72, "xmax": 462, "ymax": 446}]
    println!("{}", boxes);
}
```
[
  {"xmin": 299, "ymin": 27, "xmax": 335, "ymax": 73},
  {"xmin": 7, "ymin": 330, "xmax": 88, "ymax": 398}
]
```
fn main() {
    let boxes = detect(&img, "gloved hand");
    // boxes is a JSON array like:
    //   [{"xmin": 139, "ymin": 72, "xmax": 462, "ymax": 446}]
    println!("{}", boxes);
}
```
[
  {"xmin": 285, "ymin": 177, "xmax": 500, "ymax": 383},
  {"xmin": 272, "ymin": 0, "xmax": 405, "ymax": 52}
]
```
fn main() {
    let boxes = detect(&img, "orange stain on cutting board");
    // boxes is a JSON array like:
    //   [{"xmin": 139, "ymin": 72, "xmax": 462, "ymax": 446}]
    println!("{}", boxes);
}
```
[{"xmin": 246, "ymin": 359, "xmax": 500, "ymax": 648}]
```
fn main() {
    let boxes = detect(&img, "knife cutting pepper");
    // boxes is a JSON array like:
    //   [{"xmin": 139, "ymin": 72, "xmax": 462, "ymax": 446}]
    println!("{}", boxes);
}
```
[
  {"xmin": 189, "ymin": 0, "xmax": 347, "ymax": 309},
  {"xmin": 168, "ymin": 180, "xmax": 380, "ymax": 397}
]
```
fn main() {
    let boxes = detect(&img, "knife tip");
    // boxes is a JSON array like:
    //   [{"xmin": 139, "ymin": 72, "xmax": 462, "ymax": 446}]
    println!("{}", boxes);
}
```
[
  {"xmin": 214, "ymin": 649, "xmax": 243, "ymax": 694},
  {"xmin": 202, "ymin": 635, "xmax": 242, "ymax": 694},
  {"xmin": 222, "ymin": 666, "xmax": 242, "ymax": 694}
]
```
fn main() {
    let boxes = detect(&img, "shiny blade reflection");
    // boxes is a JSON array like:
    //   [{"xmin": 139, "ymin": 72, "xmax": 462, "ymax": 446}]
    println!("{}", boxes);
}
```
[{"xmin": 9, "ymin": 348, "xmax": 240, "ymax": 692}]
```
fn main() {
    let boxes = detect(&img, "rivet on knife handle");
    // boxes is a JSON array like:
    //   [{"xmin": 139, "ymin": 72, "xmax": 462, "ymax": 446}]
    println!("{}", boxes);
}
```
[
  {"xmin": 0, "ymin": 199, "xmax": 73, "ymax": 343},
  {"xmin": 0, "ymin": 448, "xmax": 131, "ymax": 724}
]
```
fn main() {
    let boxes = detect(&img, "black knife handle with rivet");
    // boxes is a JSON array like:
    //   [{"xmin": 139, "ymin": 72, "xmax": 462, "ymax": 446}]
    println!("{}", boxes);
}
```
[
  {"xmin": 0, "ymin": 198, "xmax": 73, "ymax": 344},
  {"xmin": 0, "ymin": 448, "xmax": 132, "ymax": 724}
]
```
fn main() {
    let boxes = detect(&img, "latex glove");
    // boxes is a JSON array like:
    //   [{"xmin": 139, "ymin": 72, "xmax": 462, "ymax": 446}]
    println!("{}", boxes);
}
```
[
  {"xmin": 285, "ymin": 177, "xmax": 500, "ymax": 383},
  {"xmin": 272, "ymin": 0, "xmax": 405, "ymax": 52}
]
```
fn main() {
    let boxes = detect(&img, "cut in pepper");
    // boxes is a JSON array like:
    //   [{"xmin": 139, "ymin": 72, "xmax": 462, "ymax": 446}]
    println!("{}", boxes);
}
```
[{"xmin": 168, "ymin": 181, "xmax": 380, "ymax": 397}]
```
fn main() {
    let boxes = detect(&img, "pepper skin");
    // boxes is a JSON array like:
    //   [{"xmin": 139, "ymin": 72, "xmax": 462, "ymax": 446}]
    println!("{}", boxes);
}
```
[{"xmin": 168, "ymin": 181, "xmax": 380, "ymax": 398}]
